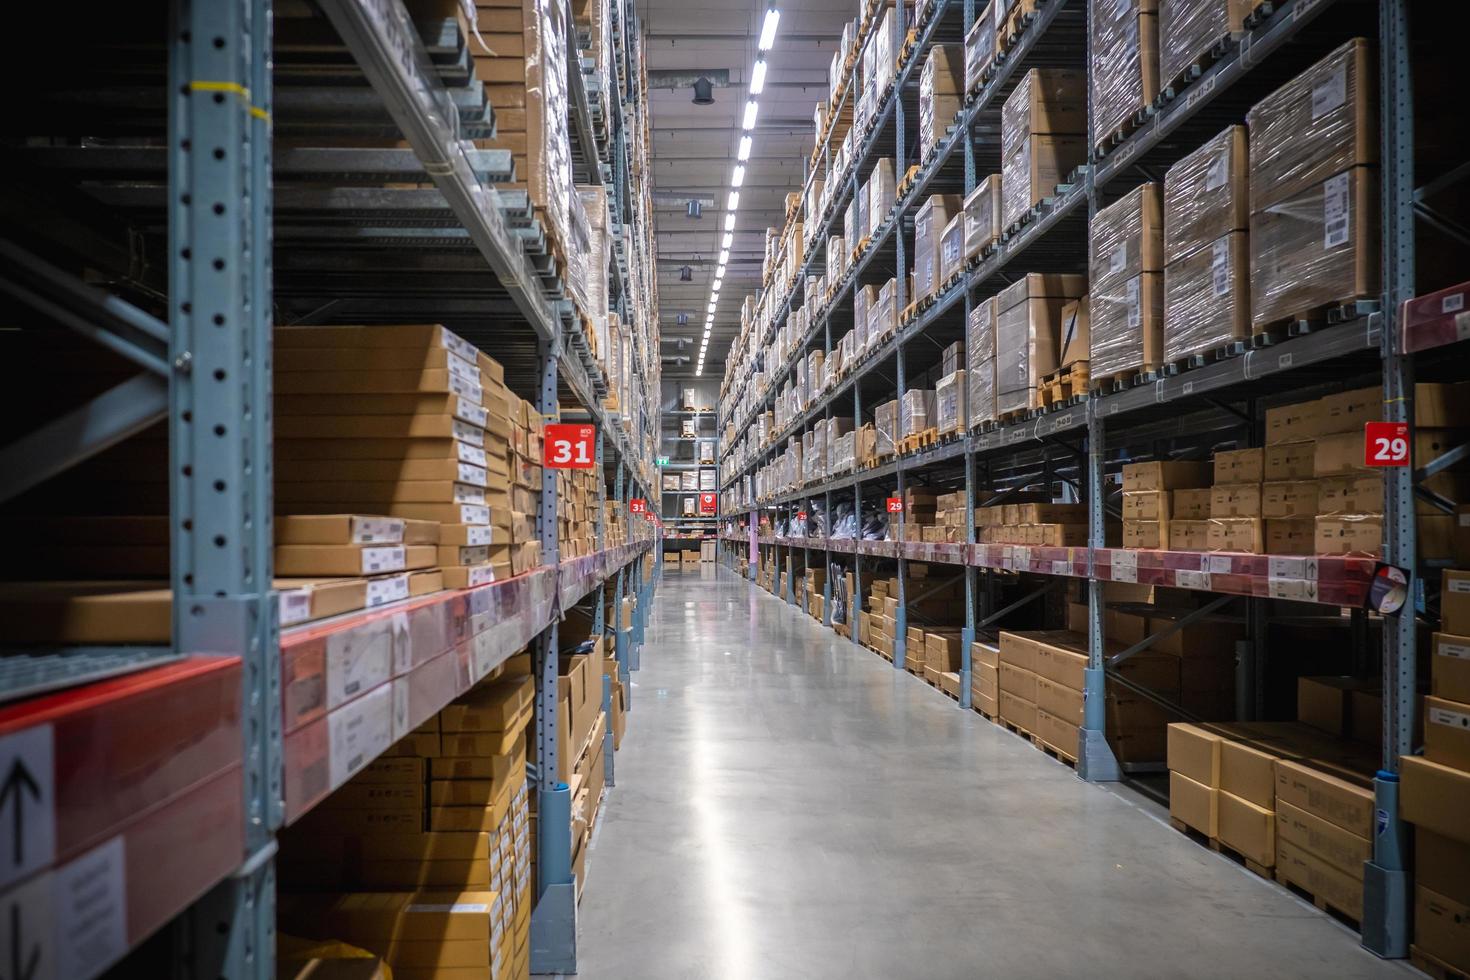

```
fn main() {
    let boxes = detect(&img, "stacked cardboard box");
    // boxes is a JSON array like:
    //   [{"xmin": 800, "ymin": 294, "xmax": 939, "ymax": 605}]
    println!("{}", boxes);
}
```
[
  {"xmin": 1090, "ymin": 183, "xmax": 1164, "ymax": 383},
  {"xmin": 1160, "ymin": 0, "xmax": 1256, "ymax": 94},
  {"xmin": 274, "ymin": 325, "xmax": 515, "ymax": 590},
  {"xmin": 1248, "ymin": 39, "xmax": 1379, "ymax": 329},
  {"xmin": 918, "ymin": 45, "xmax": 964, "ymax": 161},
  {"xmin": 1402, "ymin": 572, "xmax": 1470, "ymax": 975},
  {"xmin": 995, "ymin": 273, "xmax": 1087, "ymax": 415},
  {"xmin": 556, "ymin": 466, "xmax": 598, "ymax": 558},
  {"xmin": 1089, "ymin": 0, "xmax": 1158, "ymax": 148},
  {"xmin": 963, "ymin": 1, "xmax": 997, "ymax": 93},
  {"xmin": 1207, "ymin": 447, "xmax": 1264, "ymax": 554},
  {"xmin": 963, "ymin": 175, "xmax": 1003, "ymax": 262},
  {"xmin": 275, "ymin": 515, "xmax": 443, "ymax": 625},
  {"xmin": 1119, "ymin": 459, "xmax": 1211, "ymax": 550},
  {"xmin": 1001, "ymin": 69, "xmax": 1087, "ymax": 228},
  {"xmin": 971, "ymin": 638, "xmax": 1000, "ymax": 716},
  {"xmin": 914, "ymin": 195, "xmax": 964, "ymax": 304},
  {"xmin": 506, "ymin": 399, "xmax": 543, "ymax": 576},
  {"xmin": 888, "ymin": 486, "xmax": 938, "ymax": 541},
  {"xmin": 1164, "ymin": 126, "xmax": 1251, "ymax": 363},
  {"xmin": 928, "ymin": 491, "xmax": 970, "ymax": 543},
  {"xmin": 976, "ymin": 501, "xmax": 1087, "ymax": 546},
  {"xmin": 967, "ymin": 297, "xmax": 999, "ymax": 428}
]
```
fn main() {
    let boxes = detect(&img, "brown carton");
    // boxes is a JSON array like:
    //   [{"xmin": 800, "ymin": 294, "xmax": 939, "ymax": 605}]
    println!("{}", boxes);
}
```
[{"xmin": 1169, "ymin": 769, "xmax": 1217, "ymax": 837}]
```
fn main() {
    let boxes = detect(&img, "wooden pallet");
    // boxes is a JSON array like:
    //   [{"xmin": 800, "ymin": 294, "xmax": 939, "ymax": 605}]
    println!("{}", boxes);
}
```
[
  {"xmin": 1088, "ymin": 365, "xmax": 1160, "ymax": 394},
  {"xmin": 1033, "ymin": 736, "xmax": 1078, "ymax": 768},
  {"xmin": 1163, "ymin": 339, "xmax": 1248, "ymax": 375},
  {"xmin": 973, "ymin": 704, "xmax": 997, "ymax": 722},
  {"xmin": 897, "ymin": 427, "xmax": 940, "ymax": 455},
  {"xmin": 1251, "ymin": 298, "xmax": 1380, "ymax": 346},
  {"xmin": 904, "ymin": 663, "xmax": 925, "ymax": 678},
  {"xmin": 1040, "ymin": 363, "xmax": 1089, "ymax": 407},
  {"xmin": 1411, "ymin": 946, "xmax": 1469, "ymax": 980},
  {"xmin": 1274, "ymin": 872, "xmax": 1362, "ymax": 932},
  {"xmin": 896, "ymin": 164, "xmax": 921, "ymax": 199},
  {"xmin": 1001, "ymin": 719, "xmax": 1031, "ymax": 740},
  {"xmin": 1155, "ymin": 33, "xmax": 1239, "ymax": 109},
  {"xmin": 1168, "ymin": 819, "xmax": 1272, "ymax": 880}
]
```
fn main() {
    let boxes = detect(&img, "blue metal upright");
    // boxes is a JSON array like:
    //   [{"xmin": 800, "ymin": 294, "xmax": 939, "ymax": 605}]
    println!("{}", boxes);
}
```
[
  {"xmin": 1079, "ymin": 402, "xmax": 1119, "ymax": 782},
  {"xmin": 168, "ymin": 0, "xmax": 280, "ymax": 975}
]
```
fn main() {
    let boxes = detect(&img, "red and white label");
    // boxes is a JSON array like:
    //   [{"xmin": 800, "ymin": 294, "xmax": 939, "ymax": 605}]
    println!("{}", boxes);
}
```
[
  {"xmin": 885, "ymin": 497, "xmax": 904, "ymax": 513},
  {"xmin": 796, "ymin": 511, "xmax": 807, "ymax": 521},
  {"xmin": 629, "ymin": 498, "xmax": 647, "ymax": 514},
  {"xmin": 699, "ymin": 493, "xmax": 718, "ymax": 514},
  {"xmin": 1364, "ymin": 422, "xmax": 1409, "ymax": 467},
  {"xmin": 543, "ymin": 424, "xmax": 596, "ymax": 469}
]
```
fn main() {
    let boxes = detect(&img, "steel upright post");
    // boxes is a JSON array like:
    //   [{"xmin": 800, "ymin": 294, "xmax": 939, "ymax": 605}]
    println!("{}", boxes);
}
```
[
  {"xmin": 1080, "ymin": 400, "xmax": 1120, "ymax": 781},
  {"xmin": 1362, "ymin": 0, "xmax": 1414, "ymax": 958},
  {"xmin": 168, "ymin": 0, "xmax": 279, "ymax": 974}
]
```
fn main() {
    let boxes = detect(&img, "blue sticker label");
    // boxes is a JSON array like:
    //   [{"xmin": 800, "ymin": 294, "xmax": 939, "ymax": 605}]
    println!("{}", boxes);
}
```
[{"xmin": 1375, "ymin": 808, "xmax": 1389, "ymax": 837}]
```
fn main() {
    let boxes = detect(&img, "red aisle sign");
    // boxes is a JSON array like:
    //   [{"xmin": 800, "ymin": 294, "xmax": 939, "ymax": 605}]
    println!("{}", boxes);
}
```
[
  {"xmin": 699, "ymin": 492, "xmax": 718, "ymax": 514},
  {"xmin": 629, "ymin": 498, "xmax": 647, "ymax": 514},
  {"xmin": 1364, "ymin": 422, "xmax": 1410, "ymax": 467},
  {"xmin": 886, "ymin": 497, "xmax": 904, "ymax": 513},
  {"xmin": 797, "ymin": 511, "xmax": 807, "ymax": 521},
  {"xmin": 544, "ymin": 424, "xmax": 596, "ymax": 468}
]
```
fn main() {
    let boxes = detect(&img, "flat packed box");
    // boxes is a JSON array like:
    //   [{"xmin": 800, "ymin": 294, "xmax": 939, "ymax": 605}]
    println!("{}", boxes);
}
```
[
  {"xmin": 1160, "ymin": 0, "xmax": 1255, "ymax": 95},
  {"xmin": 995, "ymin": 273, "xmax": 1086, "ymax": 415},
  {"xmin": 1002, "ymin": 135, "xmax": 1087, "ymax": 228},
  {"xmin": 1168, "ymin": 519, "xmax": 1211, "ymax": 551},
  {"xmin": 1122, "ymin": 460, "xmax": 1211, "ymax": 492},
  {"xmin": 1164, "ymin": 231, "xmax": 1250, "ymax": 362},
  {"xmin": 1089, "ymin": 0, "xmax": 1159, "ymax": 146},
  {"xmin": 1164, "ymin": 125, "xmax": 1249, "ymax": 263}
]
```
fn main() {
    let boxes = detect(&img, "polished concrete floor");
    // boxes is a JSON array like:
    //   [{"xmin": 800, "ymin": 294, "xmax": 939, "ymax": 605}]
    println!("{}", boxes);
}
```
[{"xmin": 574, "ymin": 566, "xmax": 1413, "ymax": 980}]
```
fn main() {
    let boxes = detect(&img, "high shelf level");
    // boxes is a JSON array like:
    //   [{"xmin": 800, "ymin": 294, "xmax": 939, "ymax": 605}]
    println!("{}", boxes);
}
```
[
  {"xmin": 0, "ymin": 1, "xmax": 661, "ymax": 977},
  {"xmin": 717, "ymin": 0, "xmax": 1468, "ymax": 963}
]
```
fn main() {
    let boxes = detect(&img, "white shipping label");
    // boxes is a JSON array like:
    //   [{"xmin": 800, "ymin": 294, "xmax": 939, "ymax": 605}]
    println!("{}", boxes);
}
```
[
  {"xmin": 0, "ymin": 725, "xmax": 57, "ymax": 890},
  {"xmin": 446, "ymin": 352, "xmax": 479, "ymax": 384},
  {"xmin": 452, "ymin": 398, "xmax": 488, "ymax": 428},
  {"xmin": 447, "ymin": 374, "xmax": 483, "ymax": 404},
  {"xmin": 1112, "ymin": 550, "xmax": 1138, "ymax": 583},
  {"xmin": 467, "ymin": 565, "xmax": 497, "ymax": 587},
  {"xmin": 328, "ymin": 685, "xmax": 393, "ymax": 787},
  {"xmin": 53, "ymin": 837, "xmax": 128, "ymax": 980},
  {"xmin": 360, "ymin": 546, "xmax": 407, "ymax": 574},
  {"xmin": 1438, "ymin": 640, "xmax": 1470, "ymax": 660},
  {"xmin": 1460, "ymin": 512, "xmax": 1470, "ymax": 527},
  {"xmin": 1109, "ymin": 245, "xmax": 1127, "ymax": 276},
  {"xmin": 460, "ymin": 504, "xmax": 490, "ymax": 524},
  {"xmin": 457, "ymin": 441, "xmax": 487, "ymax": 467},
  {"xmin": 352, "ymin": 516, "xmax": 404, "ymax": 544},
  {"xmin": 279, "ymin": 588, "xmax": 312, "ymax": 626},
  {"xmin": 1443, "ymin": 292, "xmax": 1466, "ymax": 314},
  {"xmin": 326, "ymin": 618, "xmax": 394, "ymax": 708},
  {"xmin": 1323, "ymin": 172, "xmax": 1351, "ymax": 249},
  {"xmin": 1176, "ymin": 569, "xmax": 1211, "ymax": 590},
  {"xmin": 1208, "ymin": 555, "xmax": 1233, "ymax": 574},
  {"xmin": 1126, "ymin": 277, "xmax": 1142, "ymax": 329},
  {"xmin": 1450, "ymin": 578, "xmax": 1470, "ymax": 594},
  {"xmin": 1204, "ymin": 152, "xmax": 1228, "ymax": 192},
  {"xmin": 366, "ymin": 573, "xmax": 410, "ymax": 607},
  {"xmin": 1212, "ymin": 238, "xmax": 1231, "ymax": 297},
  {"xmin": 452, "ymin": 419, "xmax": 484, "ymax": 445},
  {"xmin": 451, "ymin": 483, "xmax": 485, "ymax": 506},
  {"xmin": 437, "ymin": 327, "xmax": 477, "ymax": 364},
  {"xmin": 458, "ymin": 462, "xmax": 488, "ymax": 485},
  {"xmin": 1311, "ymin": 65, "xmax": 1347, "ymax": 119},
  {"xmin": 1428, "ymin": 704, "xmax": 1470, "ymax": 730}
]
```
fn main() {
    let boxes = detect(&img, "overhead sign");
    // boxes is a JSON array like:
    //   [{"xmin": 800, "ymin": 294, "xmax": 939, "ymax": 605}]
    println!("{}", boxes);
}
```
[
  {"xmin": 1363, "ymin": 422, "xmax": 1409, "ymax": 467},
  {"xmin": 656, "ymin": 455, "xmax": 670, "ymax": 466},
  {"xmin": 699, "ymin": 493, "xmax": 718, "ymax": 514},
  {"xmin": 797, "ymin": 511, "xmax": 807, "ymax": 521},
  {"xmin": 543, "ymin": 424, "xmax": 596, "ymax": 469},
  {"xmin": 885, "ymin": 497, "xmax": 904, "ymax": 513},
  {"xmin": 629, "ymin": 498, "xmax": 647, "ymax": 514}
]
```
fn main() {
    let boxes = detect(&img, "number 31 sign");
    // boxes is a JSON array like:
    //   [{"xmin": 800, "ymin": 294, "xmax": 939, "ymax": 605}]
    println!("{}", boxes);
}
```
[
  {"xmin": 1364, "ymin": 422, "xmax": 1409, "ymax": 467},
  {"xmin": 544, "ymin": 424, "xmax": 596, "ymax": 469}
]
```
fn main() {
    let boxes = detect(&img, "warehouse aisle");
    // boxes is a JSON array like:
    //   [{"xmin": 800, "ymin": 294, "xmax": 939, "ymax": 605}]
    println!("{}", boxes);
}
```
[{"xmin": 574, "ymin": 567, "xmax": 1411, "ymax": 980}]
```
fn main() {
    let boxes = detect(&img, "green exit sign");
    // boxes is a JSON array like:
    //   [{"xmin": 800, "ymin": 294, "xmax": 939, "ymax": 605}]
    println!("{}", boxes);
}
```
[{"xmin": 657, "ymin": 456, "xmax": 671, "ymax": 466}]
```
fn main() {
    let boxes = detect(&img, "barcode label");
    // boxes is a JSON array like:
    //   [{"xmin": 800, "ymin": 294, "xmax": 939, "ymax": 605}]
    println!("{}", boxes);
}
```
[
  {"xmin": 448, "ymin": 374, "xmax": 483, "ymax": 404},
  {"xmin": 452, "ymin": 419, "xmax": 484, "ymax": 444},
  {"xmin": 458, "ymin": 442, "xmax": 487, "ymax": 466},
  {"xmin": 459, "ymin": 462, "xmax": 488, "ymax": 485},
  {"xmin": 1440, "ymin": 640, "xmax": 1470, "ymax": 660},
  {"xmin": 1212, "ymin": 238, "xmax": 1231, "ymax": 296},
  {"xmin": 1323, "ymin": 172, "xmax": 1350, "ymax": 248},
  {"xmin": 352, "ymin": 517, "xmax": 404, "ymax": 543},
  {"xmin": 1311, "ymin": 66, "xmax": 1347, "ymax": 119},
  {"xmin": 1429, "ymin": 705, "xmax": 1470, "ymax": 729},
  {"xmin": 1126, "ymin": 277, "xmax": 1142, "ymax": 328},
  {"xmin": 1443, "ymin": 293, "xmax": 1466, "ymax": 314},
  {"xmin": 1176, "ymin": 570, "xmax": 1211, "ymax": 590},
  {"xmin": 1205, "ymin": 152, "xmax": 1228, "ymax": 192},
  {"xmin": 1110, "ymin": 246, "xmax": 1127, "ymax": 276},
  {"xmin": 367, "ymin": 574, "xmax": 410, "ymax": 606},
  {"xmin": 453, "ymin": 398, "xmax": 488, "ymax": 428},
  {"xmin": 279, "ymin": 588, "xmax": 312, "ymax": 626},
  {"xmin": 447, "ymin": 353, "xmax": 479, "ymax": 384},
  {"xmin": 361, "ymin": 546, "xmax": 407, "ymax": 574}
]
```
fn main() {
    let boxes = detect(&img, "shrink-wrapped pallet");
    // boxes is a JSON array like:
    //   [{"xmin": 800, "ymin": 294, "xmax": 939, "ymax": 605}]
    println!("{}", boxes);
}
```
[
  {"xmin": 868, "ymin": 159, "xmax": 897, "ymax": 236},
  {"xmin": 967, "ymin": 297, "xmax": 998, "ymax": 427},
  {"xmin": 1090, "ymin": 183, "xmax": 1164, "ymax": 379},
  {"xmin": 1001, "ymin": 67, "xmax": 1087, "ymax": 227},
  {"xmin": 936, "ymin": 371, "xmax": 968, "ymax": 435},
  {"xmin": 1164, "ymin": 126, "xmax": 1248, "ymax": 263},
  {"xmin": 1159, "ymin": 0, "xmax": 1253, "ymax": 93},
  {"xmin": 940, "ymin": 213, "xmax": 966, "ymax": 286},
  {"xmin": 914, "ymin": 195, "xmax": 963, "ymax": 303},
  {"xmin": 1090, "ymin": 0, "xmax": 1159, "ymax": 145},
  {"xmin": 965, "ymin": 2, "xmax": 997, "ymax": 92},
  {"xmin": 919, "ymin": 45, "xmax": 965, "ymax": 161},
  {"xmin": 964, "ymin": 175, "xmax": 1003, "ymax": 260},
  {"xmin": 875, "ymin": 399, "xmax": 900, "ymax": 456},
  {"xmin": 996, "ymin": 274, "xmax": 1086, "ymax": 414},
  {"xmin": 901, "ymin": 389, "xmax": 938, "ymax": 438}
]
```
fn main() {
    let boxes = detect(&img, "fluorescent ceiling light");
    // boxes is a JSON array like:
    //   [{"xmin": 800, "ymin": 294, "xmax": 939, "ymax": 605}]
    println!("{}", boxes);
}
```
[
  {"xmin": 719, "ymin": 248, "xmax": 730, "ymax": 264},
  {"xmin": 737, "ymin": 135, "xmax": 752, "ymax": 161},
  {"xmin": 722, "ymin": 232, "xmax": 733, "ymax": 248},
  {"xmin": 731, "ymin": 165, "xmax": 745, "ymax": 188},
  {"xmin": 727, "ymin": 191, "xmax": 740, "ymax": 211},
  {"xmin": 742, "ymin": 100, "xmax": 760, "ymax": 131},
  {"xmin": 708, "ymin": 300, "xmax": 718, "ymax": 313},
  {"xmin": 713, "ymin": 277, "xmax": 723, "ymax": 292},
  {"xmin": 749, "ymin": 58, "xmax": 768, "ymax": 95},
  {"xmin": 758, "ymin": 7, "xmax": 780, "ymax": 50},
  {"xmin": 724, "ymin": 213, "xmax": 736, "ymax": 231},
  {"xmin": 704, "ymin": 328, "xmax": 712, "ymax": 338}
]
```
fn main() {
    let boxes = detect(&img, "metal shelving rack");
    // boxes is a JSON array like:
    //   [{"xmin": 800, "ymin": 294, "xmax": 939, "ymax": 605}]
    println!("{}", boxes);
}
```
[
  {"xmin": 659, "ymin": 386, "xmax": 720, "ymax": 551},
  {"xmin": 0, "ymin": 0, "xmax": 661, "ymax": 976},
  {"xmin": 717, "ymin": 0, "xmax": 1468, "ymax": 959}
]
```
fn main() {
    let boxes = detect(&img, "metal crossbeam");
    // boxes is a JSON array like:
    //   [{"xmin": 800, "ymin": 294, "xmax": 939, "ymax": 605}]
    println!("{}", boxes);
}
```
[
  {"xmin": 1108, "ymin": 595, "xmax": 1236, "ymax": 666},
  {"xmin": 976, "ymin": 579, "xmax": 1065, "ymax": 630}
]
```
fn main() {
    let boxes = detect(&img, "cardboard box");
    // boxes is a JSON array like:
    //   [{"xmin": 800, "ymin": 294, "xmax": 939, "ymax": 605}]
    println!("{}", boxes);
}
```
[
  {"xmin": 1168, "ymin": 519, "xmax": 1211, "ymax": 551},
  {"xmin": 1001, "ymin": 134, "xmax": 1088, "ymax": 227},
  {"xmin": 1265, "ymin": 518, "xmax": 1316, "ymax": 555},
  {"xmin": 1209, "ymin": 483, "xmax": 1262, "ymax": 519},
  {"xmin": 1217, "ymin": 790, "xmax": 1275, "ymax": 867},
  {"xmin": 1261, "ymin": 481, "xmax": 1319, "ymax": 519},
  {"xmin": 1218, "ymin": 737, "xmax": 1280, "ymax": 809},
  {"xmin": 1316, "ymin": 473, "xmax": 1381, "ymax": 514},
  {"xmin": 1213, "ymin": 448, "xmax": 1263, "ymax": 485},
  {"xmin": 1276, "ymin": 838, "xmax": 1364, "ymax": 920},
  {"xmin": 1275, "ymin": 798, "xmax": 1371, "ymax": 879},
  {"xmin": 1122, "ymin": 519, "xmax": 1168, "ymax": 549},
  {"xmin": 1164, "ymin": 125, "xmax": 1249, "ymax": 263},
  {"xmin": 1313, "ymin": 514, "xmax": 1382, "ymax": 556},
  {"xmin": 1426, "ymin": 695, "xmax": 1470, "ymax": 772},
  {"xmin": 1417, "ymin": 829, "xmax": 1470, "ymax": 907},
  {"xmin": 1169, "ymin": 769, "xmax": 1217, "ymax": 837},
  {"xmin": 1433, "ymin": 633, "xmax": 1470, "ymax": 704},
  {"xmin": 1444, "ymin": 570, "xmax": 1470, "ymax": 636},
  {"xmin": 1207, "ymin": 517, "xmax": 1263, "ymax": 553},
  {"xmin": 999, "ymin": 662, "xmax": 1038, "ymax": 703},
  {"xmin": 1265, "ymin": 441, "xmax": 1316, "ymax": 481},
  {"xmin": 1275, "ymin": 759, "xmax": 1374, "ymax": 838},
  {"xmin": 1122, "ymin": 490, "xmax": 1169, "ymax": 521},
  {"xmin": 1298, "ymin": 675, "xmax": 1376, "ymax": 738},
  {"xmin": 998, "ymin": 689, "xmax": 1038, "ymax": 732},
  {"xmin": 1416, "ymin": 886, "xmax": 1470, "ymax": 974},
  {"xmin": 1122, "ymin": 460, "xmax": 1211, "ymax": 492},
  {"xmin": 1171, "ymin": 488, "xmax": 1211, "ymax": 520},
  {"xmin": 276, "ymin": 514, "xmax": 407, "ymax": 546},
  {"xmin": 1402, "ymin": 754, "xmax": 1470, "ymax": 845},
  {"xmin": 1167, "ymin": 723, "xmax": 1221, "ymax": 786}
]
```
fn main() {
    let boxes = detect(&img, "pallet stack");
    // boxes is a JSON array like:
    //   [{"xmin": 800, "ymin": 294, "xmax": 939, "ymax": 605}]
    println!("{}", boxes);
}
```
[
  {"xmin": 1089, "ymin": 183, "xmax": 1164, "ymax": 388},
  {"xmin": 1000, "ymin": 68, "xmax": 1086, "ymax": 230}
]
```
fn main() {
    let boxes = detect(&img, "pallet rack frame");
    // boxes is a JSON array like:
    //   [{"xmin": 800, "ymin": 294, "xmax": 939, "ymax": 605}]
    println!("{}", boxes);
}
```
[
  {"xmin": 717, "ymin": 0, "xmax": 1466, "ymax": 959},
  {"xmin": 0, "ymin": 0, "xmax": 662, "ymax": 976}
]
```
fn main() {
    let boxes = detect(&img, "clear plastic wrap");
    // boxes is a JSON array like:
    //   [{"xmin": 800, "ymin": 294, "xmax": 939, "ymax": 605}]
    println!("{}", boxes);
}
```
[
  {"xmin": 939, "ymin": 213, "xmax": 965, "ymax": 285},
  {"xmin": 901, "ymin": 388, "xmax": 938, "ymax": 436},
  {"xmin": 1163, "ymin": 125, "xmax": 1248, "ymax": 264},
  {"xmin": 967, "ymin": 297, "xmax": 997, "ymax": 427},
  {"xmin": 875, "ymin": 399, "xmax": 900, "ymax": 455},
  {"xmin": 965, "ymin": 5, "xmax": 997, "ymax": 92},
  {"xmin": 868, "ymin": 159, "xmax": 896, "ymax": 236},
  {"xmin": 996, "ymin": 274, "xmax": 1085, "ymax": 414},
  {"xmin": 964, "ymin": 174, "xmax": 1003, "ymax": 259},
  {"xmin": 936, "ymin": 370, "xmax": 968, "ymax": 434},
  {"xmin": 870, "ymin": 8, "xmax": 899, "ymax": 96},
  {"xmin": 1089, "ymin": 182, "xmax": 1164, "ymax": 292},
  {"xmin": 1001, "ymin": 68, "xmax": 1087, "ymax": 163},
  {"xmin": 1091, "ymin": 271, "xmax": 1163, "ymax": 380},
  {"xmin": 1164, "ymin": 231, "xmax": 1249, "ymax": 361},
  {"xmin": 1160, "ymin": 0, "xmax": 1250, "ymax": 96},
  {"xmin": 1089, "ymin": 0, "xmax": 1158, "ymax": 143},
  {"xmin": 914, "ymin": 195, "xmax": 962, "ymax": 302},
  {"xmin": 855, "ymin": 181, "xmax": 870, "ymax": 248},
  {"xmin": 1246, "ymin": 38, "xmax": 1377, "ymax": 214},
  {"xmin": 854, "ymin": 286, "xmax": 873, "ymax": 353},
  {"xmin": 1001, "ymin": 135, "xmax": 1087, "ymax": 229},
  {"xmin": 576, "ymin": 186, "xmax": 609, "ymax": 320},
  {"xmin": 1250, "ymin": 167, "xmax": 1379, "ymax": 328},
  {"xmin": 919, "ymin": 45, "xmax": 964, "ymax": 160},
  {"xmin": 827, "ymin": 235, "xmax": 847, "ymax": 282},
  {"xmin": 870, "ymin": 278, "xmax": 897, "ymax": 342}
]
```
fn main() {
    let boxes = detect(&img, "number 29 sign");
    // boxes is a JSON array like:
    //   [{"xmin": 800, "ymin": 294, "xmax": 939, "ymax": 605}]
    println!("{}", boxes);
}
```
[
  {"xmin": 544, "ymin": 424, "xmax": 596, "ymax": 469},
  {"xmin": 1364, "ymin": 422, "xmax": 1409, "ymax": 467}
]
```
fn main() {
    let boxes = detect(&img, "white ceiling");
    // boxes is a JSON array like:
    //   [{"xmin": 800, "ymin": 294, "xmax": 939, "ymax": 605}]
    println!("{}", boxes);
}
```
[{"xmin": 641, "ymin": 0, "xmax": 858, "ymax": 378}]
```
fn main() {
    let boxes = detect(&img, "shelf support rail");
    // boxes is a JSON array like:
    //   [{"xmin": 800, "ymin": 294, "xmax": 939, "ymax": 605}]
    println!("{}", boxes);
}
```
[{"xmin": 1080, "ymin": 396, "xmax": 1120, "ymax": 782}]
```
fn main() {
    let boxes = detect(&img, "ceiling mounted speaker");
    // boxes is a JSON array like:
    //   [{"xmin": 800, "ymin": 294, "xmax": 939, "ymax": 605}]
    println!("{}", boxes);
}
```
[
  {"xmin": 686, "ymin": 200, "xmax": 702, "ymax": 219},
  {"xmin": 679, "ymin": 266, "xmax": 693, "ymax": 282},
  {"xmin": 691, "ymin": 77, "xmax": 715, "ymax": 105}
]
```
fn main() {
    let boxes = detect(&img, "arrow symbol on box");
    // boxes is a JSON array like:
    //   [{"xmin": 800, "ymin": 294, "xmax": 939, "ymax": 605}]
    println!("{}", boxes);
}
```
[
  {"xmin": 0, "ymin": 760, "xmax": 40, "ymax": 868},
  {"xmin": 3, "ymin": 903, "xmax": 40, "ymax": 980}
]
